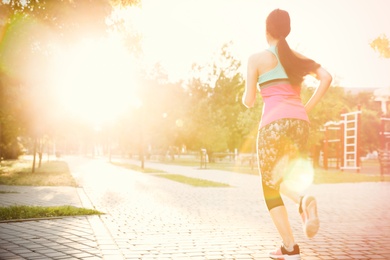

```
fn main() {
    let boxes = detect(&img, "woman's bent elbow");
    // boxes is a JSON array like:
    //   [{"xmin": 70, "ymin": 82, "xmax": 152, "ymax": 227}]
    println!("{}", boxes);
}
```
[
  {"xmin": 325, "ymin": 71, "xmax": 333, "ymax": 84},
  {"xmin": 318, "ymin": 68, "xmax": 332, "ymax": 86},
  {"xmin": 243, "ymin": 99, "xmax": 255, "ymax": 108}
]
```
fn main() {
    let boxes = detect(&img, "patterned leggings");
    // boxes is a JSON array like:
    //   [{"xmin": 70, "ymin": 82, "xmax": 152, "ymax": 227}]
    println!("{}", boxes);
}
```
[{"xmin": 257, "ymin": 118, "xmax": 310, "ymax": 210}]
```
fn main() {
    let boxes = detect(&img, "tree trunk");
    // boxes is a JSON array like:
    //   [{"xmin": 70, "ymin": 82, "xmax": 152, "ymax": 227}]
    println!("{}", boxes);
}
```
[{"xmin": 32, "ymin": 138, "xmax": 37, "ymax": 173}]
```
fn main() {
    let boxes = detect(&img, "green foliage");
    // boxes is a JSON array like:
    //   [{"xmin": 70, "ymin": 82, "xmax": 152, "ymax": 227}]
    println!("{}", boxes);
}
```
[
  {"xmin": 371, "ymin": 34, "xmax": 390, "ymax": 58},
  {"xmin": 123, "ymin": 66, "xmax": 189, "ymax": 156},
  {"xmin": 0, "ymin": 0, "xmax": 140, "ymax": 40},
  {"xmin": 236, "ymin": 100, "xmax": 262, "ymax": 152},
  {"xmin": 184, "ymin": 42, "xmax": 246, "ymax": 156},
  {"xmin": 302, "ymin": 85, "xmax": 347, "ymax": 148},
  {"xmin": 0, "ymin": 72, "xmax": 24, "ymax": 159},
  {"xmin": 175, "ymin": 43, "xmax": 383, "ymax": 158}
]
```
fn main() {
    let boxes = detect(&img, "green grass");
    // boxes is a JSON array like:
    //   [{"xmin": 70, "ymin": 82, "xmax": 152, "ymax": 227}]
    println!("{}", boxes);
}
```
[
  {"xmin": 212, "ymin": 163, "xmax": 382, "ymax": 184},
  {"xmin": 216, "ymin": 164, "xmax": 390, "ymax": 183},
  {"xmin": 0, "ymin": 160, "xmax": 77, "ymax": 187},
  {"xmin": 155, "ymin": 174, "xmax": 230, "ymax": 187},
  {"xmin": 112, "ymin": 161, "xmax": 230, "ymax": 187},
  {"xmin": 111, "ymin": 162, "xmax": 166, "ymax": 173},
  {"xmin": 160, "ymin": 159, "xmax": 200, "ymax": 167},
  {"xmin": 147, "ymin": 157, "xmax": 390, "ymax": 184},
  {"xmin": 313, "ymin": 168, "xmax": 390, "ymax": 183},
  {"xmin": 0, "ymin": 159, "xmax": 102, "ymax": 220},
  {"xmin": 0, "ymin": 205, "xmax": 103, "ymax": 221}
]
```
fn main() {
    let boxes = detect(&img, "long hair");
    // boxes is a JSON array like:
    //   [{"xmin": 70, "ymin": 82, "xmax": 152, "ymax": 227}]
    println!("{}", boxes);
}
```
[{"xmin": 266, "ymin": 9, "xmax": 320, "ymax": 86}]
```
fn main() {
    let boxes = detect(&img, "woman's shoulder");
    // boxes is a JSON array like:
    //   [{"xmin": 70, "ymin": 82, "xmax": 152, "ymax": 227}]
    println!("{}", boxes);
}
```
[
  {"xmin": 248, "ymin": 50, "xmax": 274, "ymax": 64},
  {"xmin": 249, "ymin": 49, "xmax": 274, "ymax": 58},
  {"xmin": 247, "ymin": 49, "xmax": 277, "ymax": 73}
]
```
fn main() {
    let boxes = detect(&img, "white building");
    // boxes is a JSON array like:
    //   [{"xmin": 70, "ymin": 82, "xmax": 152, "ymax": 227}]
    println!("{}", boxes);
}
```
[{"xmin": 374, "ymin": 87, "xmax": 390, "ymax": 114}]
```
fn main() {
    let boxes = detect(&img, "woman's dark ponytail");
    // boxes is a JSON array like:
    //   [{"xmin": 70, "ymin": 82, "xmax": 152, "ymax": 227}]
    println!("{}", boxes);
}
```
[
  {"xmin": 267, "ymin": 9, "xmax": 320, "ymax": 86},
  {"xmin": 277, "ymin": 38, "xmax": 320, "ymax": 86}
]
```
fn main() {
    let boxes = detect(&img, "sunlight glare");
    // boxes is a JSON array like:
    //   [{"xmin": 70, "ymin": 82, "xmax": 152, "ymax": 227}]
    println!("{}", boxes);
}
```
[
  {"xmin": 274, "ymin": 157, "xmax": 314, "ymax": 194},
  {"xmin": 50, "ymin": 36, "xmax": 136, "ymax": 125},
  {"xmin": 175, "ymin": 119, "xmax": 184, "ymax": 128}
]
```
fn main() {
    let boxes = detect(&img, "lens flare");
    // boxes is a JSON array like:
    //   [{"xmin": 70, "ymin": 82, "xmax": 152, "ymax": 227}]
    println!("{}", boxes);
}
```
[{"xmin": 273, "ymin": 156, "xmax": 314, "ymax": 194}]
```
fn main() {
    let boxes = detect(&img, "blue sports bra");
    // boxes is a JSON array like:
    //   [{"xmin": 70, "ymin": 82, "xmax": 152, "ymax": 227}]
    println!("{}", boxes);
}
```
[{"xmin": 258, "ymin": 45, "xmax": 289, "ymax": 85}]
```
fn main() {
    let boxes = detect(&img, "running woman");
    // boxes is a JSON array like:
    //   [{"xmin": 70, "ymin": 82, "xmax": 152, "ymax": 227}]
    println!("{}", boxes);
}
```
[{"xmin": 242, "ymin": 8, "xmax": 332, "ymax": 259}]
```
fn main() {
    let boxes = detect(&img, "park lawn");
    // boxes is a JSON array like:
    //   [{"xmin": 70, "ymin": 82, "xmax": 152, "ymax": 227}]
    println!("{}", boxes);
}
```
[
  {"xmin": 111, "ymin": 161, "xmax": 166, "ymax": 173},
  {"xmin": 154, "ymin": 174, "xmax": 230, "ymax": 187},
  {"xmin": 0, "ymin": 205, "xmax": 102, "ymax": 221},
  {"xmin": 0, "ymin": 159, "xmax": 102, "ymax": 221},
  {"xmin": 216, "ymin": 164, "xmax": 390, "ymax": 183},
  {"xmin": 150, "ymin": 157, "xmax": 390, "ymax": 184},
  {"xmin": 111, "ymin": 161, "xmax": 230, "ymax": 187},
  {"xmin": 0, "ymin": 157, "xmax": 386, "ymax": 221},
  {"xmin": 313, "ymin": 168, "xmax": 390, "ymax": 183},
  {"xmin": 0, "ymin": 159, "xmax": 77, "ymax": 187}
]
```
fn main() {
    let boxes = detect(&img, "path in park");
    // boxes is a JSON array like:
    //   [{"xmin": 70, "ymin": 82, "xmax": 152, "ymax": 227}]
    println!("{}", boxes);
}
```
[{"xmin": 0, "ymin": 156, "xmax": 390, "ymax": 259}]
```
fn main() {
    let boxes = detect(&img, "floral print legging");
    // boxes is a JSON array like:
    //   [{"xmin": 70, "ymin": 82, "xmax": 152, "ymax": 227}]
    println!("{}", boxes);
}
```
[{"xmin": 257, "ymin": 118, "xmax": 310, "ymax": 210}]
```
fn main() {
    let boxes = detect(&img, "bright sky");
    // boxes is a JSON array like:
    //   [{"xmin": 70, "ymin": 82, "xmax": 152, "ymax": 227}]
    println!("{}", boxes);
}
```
[
  {"xmin": 6, "ymin": 0, "xmax": 389, "ymax": 126},
  {"xmin": 136, "ymin": 0, "xmax": 390, "ymax": 89}
]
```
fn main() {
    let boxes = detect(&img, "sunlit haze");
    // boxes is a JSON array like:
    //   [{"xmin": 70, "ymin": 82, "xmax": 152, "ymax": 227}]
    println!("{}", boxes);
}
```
[
  {"xmin": 49, "ymin": 37, "xmax": 137, "ymax": 126},
  {"xmin": 137, "ymin": 0, "xmax": 390, "ymax": 88},
  {"xmin": 1, "ymin": 0, "xmax": 390, "ymax": 126}
]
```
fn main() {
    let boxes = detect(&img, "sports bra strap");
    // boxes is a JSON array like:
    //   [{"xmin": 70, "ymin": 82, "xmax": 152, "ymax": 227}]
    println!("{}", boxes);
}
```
[{"xmin": 258, "ymin": 45, "xmax": 289, "ymax": 85}]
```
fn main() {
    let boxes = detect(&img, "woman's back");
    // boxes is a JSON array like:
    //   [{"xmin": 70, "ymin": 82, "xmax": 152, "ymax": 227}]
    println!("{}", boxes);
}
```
[{"xmin": 258, "ymin": 46, "xmax": 289, "ymax": 86}]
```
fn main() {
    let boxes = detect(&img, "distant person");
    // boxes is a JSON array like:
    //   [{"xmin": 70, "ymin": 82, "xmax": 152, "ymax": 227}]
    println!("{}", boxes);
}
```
[{"xmin": 242, "ymin": 8, "xmax": 332, "ymax": 259}]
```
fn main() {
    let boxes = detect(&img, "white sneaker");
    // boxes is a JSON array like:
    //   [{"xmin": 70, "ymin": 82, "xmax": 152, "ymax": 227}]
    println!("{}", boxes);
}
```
[{"xmin": 301, "ymin": 196, "xmax": 320, "ymax": 238}]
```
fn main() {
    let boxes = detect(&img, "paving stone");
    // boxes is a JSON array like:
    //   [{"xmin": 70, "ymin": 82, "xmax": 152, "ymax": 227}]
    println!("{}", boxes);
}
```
[{"xmin": 1, "ymin": 157, "xmax": 390, "ymax": 259}]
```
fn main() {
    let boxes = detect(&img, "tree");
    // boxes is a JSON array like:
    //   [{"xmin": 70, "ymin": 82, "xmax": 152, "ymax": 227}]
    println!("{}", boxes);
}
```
[
  {"xmin": 371, "ymin": 34, "xmax": 390, "ymax": 58},
  {"xmin": 300, "ymin": 84, "xmax": 345, "ymax": 166},
  {"xmin": 236, "ymin": 101, "xmax": 262, "ymax": 153},
  {"xmin": 302, "ymin": 83, "xmax": 383, "ymax": 165},
  {"xmin": 0, "ymin": 71, "xmax": 25, "ymax": 159},
  {"xmin": 209, "ymin": 43, "xmax": 246, "ymax": 151},
  {"xmin": 183, "ymin": 42, "xmax": 247, "ymax": 161},
  {"xmin": 113, "ymin": 63, "xmax": 189, "ymax": 161}
]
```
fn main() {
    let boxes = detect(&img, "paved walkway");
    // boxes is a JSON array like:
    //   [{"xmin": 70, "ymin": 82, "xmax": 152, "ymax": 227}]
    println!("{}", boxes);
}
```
[{"xmin": 0, "ymin": 156, "xmax": 390, "ymax": 259}]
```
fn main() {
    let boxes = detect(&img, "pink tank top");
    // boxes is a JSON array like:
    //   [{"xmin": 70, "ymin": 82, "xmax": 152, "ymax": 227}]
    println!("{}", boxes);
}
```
[
  {"xmin": 257, "ymin": 46, "xmax": 309, "ymax": 128},
  {"xmin": 258, "ymin": 81, "xmax": 309, "ymax": 128}
]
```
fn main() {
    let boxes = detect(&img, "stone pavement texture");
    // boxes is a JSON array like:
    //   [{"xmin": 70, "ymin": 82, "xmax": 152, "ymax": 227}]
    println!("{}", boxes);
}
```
[{"xmin": 0, "ymin": 156, "xmax": 389, "ymax": 260}]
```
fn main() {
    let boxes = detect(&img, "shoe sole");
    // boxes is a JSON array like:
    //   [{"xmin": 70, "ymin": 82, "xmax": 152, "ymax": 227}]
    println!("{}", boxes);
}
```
[{"xmin": 302, "ymin": 196, "xmax": 319, "ymax": 238}]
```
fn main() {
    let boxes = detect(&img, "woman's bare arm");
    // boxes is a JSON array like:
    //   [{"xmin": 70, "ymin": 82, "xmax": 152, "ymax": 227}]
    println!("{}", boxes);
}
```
[
  {"xmin": 304, "ymin": 66, "xmax": 332, "ymax": 113},
  {"xmin": 242, "ymin": 54, "xmax": 259, "ymax": 108},
  {"xmin": 293, "ymin": 50, "xmax": 332, "ymax": 113}
]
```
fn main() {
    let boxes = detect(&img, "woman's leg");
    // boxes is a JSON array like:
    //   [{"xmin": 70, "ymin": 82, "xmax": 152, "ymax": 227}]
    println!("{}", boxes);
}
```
[
  {"xmin": 258, "ymin": 120, "xmax": 297, "ymax": 249},
  {"xmin": 279, "ymin": 182, "xmax": 301, "ymax": 204},
  {"xmin": 269, "ymin": 206, "xmax": 295, "ymax": 249},
  {"xmin": 279, "ymin": 120, "xmax": 311, "ymax": 206},
  {"xmin": 262, "ymin": 182, "xmax": 296, "ymax": 249},
  {"xmin": 279, "ymin": 120, "xmax": 319, "ymax": 238}
]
